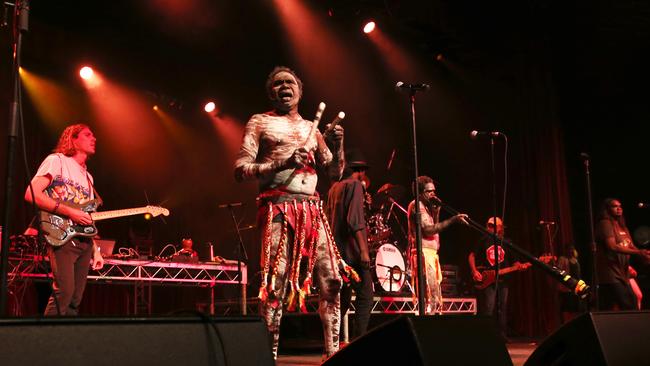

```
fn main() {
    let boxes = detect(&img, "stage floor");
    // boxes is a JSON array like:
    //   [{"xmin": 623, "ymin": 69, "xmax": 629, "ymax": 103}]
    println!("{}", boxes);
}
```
[{"xmin": 277, "ymin": 340, "xmax": 538, "ymax": 366}]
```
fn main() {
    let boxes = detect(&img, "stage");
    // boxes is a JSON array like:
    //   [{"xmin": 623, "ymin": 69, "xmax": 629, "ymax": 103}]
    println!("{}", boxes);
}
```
[{"xmin": 278, "ymin": 341, "xmax": 538, "ymax": 366}]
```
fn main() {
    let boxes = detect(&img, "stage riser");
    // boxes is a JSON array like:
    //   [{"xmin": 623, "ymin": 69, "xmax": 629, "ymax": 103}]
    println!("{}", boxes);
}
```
[{"xmin": 0, "ymin": 317, "xmax": 273, "ymax": 366}]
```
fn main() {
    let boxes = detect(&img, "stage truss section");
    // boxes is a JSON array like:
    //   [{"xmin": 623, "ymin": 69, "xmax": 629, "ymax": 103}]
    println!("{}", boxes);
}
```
[
  {"xmin": 89, "ymin": 258, "xmax": 247, "ymax": 285},
  {"xmin": 7, "ymin": 255, "xmax": 247, "ymax": 315},
  {"xmin": 238, "ymin": 294, "xmax": 476, "ymax": 316},
  {"xmin": 7, "ymin": 256, "xmax": 246, "ymax": 285}
]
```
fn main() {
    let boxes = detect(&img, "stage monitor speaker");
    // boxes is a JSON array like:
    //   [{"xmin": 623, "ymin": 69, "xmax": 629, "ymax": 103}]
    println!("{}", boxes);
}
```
[
  {"xmin": 525, "ymin": 311, "xmax": 650, "ymax": 366},
  {"xmin": 0, "ymin": 316, "xmax": 273, "ymax": 366},
  {"xmin": 323, "ymin": 315, "xmax": 511, "ymax": 366}
]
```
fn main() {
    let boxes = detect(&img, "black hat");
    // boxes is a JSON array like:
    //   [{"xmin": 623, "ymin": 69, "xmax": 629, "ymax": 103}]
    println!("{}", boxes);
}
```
[{"xmin": 345, "ymin": 148, "xmax": 370, "ymax": 170}]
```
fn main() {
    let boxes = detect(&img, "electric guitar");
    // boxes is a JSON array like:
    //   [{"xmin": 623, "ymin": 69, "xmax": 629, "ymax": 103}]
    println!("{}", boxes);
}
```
[
  {"xmin": 474, "ymin": 255, "xmax": 555, "ymax": 290},
  {"xmin": 40, "ymin": 199, "xmax": 170, "ymax": 247}
]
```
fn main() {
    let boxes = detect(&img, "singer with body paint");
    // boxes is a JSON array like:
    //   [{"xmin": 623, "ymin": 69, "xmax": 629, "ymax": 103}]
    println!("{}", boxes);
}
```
[
  {"xmin": 408, "ymin": 176, "xmax": 468, "ymax": 315},
  {"xmin": 234, "ymin": 66, "xmax": 346, "ymax": 359}
]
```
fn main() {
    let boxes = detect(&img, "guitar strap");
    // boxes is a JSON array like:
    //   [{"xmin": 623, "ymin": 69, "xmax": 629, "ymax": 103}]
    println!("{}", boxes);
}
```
[{"xmin": 87, "ymin": 173, "xmax": 103, "ymax": 208}]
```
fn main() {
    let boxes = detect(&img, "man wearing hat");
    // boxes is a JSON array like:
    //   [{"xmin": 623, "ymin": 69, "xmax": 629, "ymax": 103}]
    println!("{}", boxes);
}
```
[
  {"xmin": 468, "ymin": 216, "xmax": 521, "ymax": 339},
  {"xmin": 326, "ymin": 149, "xmax": 373, "ymax": 340}
]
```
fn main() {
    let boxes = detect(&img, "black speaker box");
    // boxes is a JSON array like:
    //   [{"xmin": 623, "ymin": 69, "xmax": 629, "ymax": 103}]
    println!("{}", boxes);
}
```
[
  {"xmin": 525, "ymin": 311, "xmax": 650, "ymax": 366},
  {"xmin": 0, "ymin": 316, "xmax": 273, "ymax": 366},
  {"xmin": 323, "ymin": 315, "xmax": 512, "ymax": 366}
]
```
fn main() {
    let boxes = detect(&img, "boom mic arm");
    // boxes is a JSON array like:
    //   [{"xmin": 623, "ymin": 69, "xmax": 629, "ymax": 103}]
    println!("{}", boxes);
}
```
[{"xmin": 434, "ymin": 197, "xmax": 590, "ymax": 299}]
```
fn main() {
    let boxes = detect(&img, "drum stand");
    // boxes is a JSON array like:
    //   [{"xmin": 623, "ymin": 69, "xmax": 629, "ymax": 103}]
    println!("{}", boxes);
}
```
[
  {"xmin": 385, "ymin": 197, "xmax": 409, "ymax": 243},
  {"xmin": 384, "ymin": 198, "xmax": 414, "ymax": 295}
]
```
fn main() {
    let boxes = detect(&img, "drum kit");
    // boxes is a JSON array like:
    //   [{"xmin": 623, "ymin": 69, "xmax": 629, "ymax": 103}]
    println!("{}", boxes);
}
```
[{"xmin": 365, "ymin": 182, "xmax": 412, "ymax": 294}]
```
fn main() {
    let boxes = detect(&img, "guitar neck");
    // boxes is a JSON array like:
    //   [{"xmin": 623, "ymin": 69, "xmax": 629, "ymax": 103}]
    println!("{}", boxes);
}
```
[
  {"xmin": 91, "ymin": 207, "xmax": 151, "ymax": 221},
  {"xmin": 497, "ymin": 265, "xmax": 522, "ymax": 276}
]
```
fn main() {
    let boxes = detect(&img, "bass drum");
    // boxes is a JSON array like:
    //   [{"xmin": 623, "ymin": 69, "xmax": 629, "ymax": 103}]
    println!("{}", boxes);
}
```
[{"xmin": 372, "ymin": 242, "xmax": 406, "ymax": 293}]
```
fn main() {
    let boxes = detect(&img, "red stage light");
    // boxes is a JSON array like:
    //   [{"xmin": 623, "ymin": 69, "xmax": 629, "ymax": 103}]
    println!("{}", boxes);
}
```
[
  {"xmin": 204, "ymin": 102, "xmax": 216, "ymax": 113},
  {"xmin": 79, "ymin": 66, "xmax": 94, "ymax": 80},
  {"xmin": 363, "ymin": 21, "xmax": 376, "ymax": 34}
]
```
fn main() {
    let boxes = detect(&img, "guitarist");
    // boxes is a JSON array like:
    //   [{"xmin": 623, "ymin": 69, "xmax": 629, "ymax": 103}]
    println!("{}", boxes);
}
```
[
  {"xmin": 24, "ymin": 124, "xmax": 104, "ymax": 316},
  {"xmin": 468, "ymin": 217, "xmax": 521, "ymax": 340}
]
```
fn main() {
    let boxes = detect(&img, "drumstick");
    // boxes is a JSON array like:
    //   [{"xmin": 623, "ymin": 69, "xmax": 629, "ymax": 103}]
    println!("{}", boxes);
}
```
[
  {"xmin": 323, "ymin": 111, "xmax": 345, "ymax": 138},
  {"xmin": 305, "ymin": 102, "xmax": 326, "ymax": 150}
]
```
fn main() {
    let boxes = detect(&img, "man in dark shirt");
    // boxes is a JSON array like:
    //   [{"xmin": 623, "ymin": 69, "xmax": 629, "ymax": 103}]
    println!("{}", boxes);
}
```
[
  {"xmin": 468, "ymin": 217, "xmax": 521, "ymax": 339},
  {"xmin": 327, "ymin": 149, "xmax": 372, "ymax": 340},
  {"xmin": 596, "ymin": 198, "xmax": 650, "ymax": 310}
]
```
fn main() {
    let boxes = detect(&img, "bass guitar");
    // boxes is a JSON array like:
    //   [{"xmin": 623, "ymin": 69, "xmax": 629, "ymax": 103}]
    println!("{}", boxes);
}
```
[
  {"xmin": 40, "ymin": 199, "xmax": 169, "ymax": 247},
  {"xmin": 474, "ymin": 255, "xmax": 554, "ymax": 290}
]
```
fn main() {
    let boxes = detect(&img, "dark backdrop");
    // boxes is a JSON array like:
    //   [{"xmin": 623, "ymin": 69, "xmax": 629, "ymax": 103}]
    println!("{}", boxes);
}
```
[{"xmin": 1, "ymin": 0, "xmax": 649, "ymax": 337}]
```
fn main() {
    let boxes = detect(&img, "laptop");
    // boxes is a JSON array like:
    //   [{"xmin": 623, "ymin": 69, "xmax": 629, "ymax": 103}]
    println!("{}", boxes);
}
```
[{"xmin": 95, "ymin": 239, "xmax": 116, "ymax": 258}]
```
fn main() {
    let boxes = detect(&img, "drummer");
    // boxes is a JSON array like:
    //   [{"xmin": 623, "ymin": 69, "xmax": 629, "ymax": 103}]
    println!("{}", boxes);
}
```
[{"xmin": 326, "ymin": 148, "xmax": 373, "ymax": 340}]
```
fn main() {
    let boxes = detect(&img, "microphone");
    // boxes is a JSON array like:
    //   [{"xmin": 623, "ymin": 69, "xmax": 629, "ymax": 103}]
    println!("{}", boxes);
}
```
[
  {"xmin": 470, "ymin": 130, "xmax": 501, "ymax": 139},
  {"xmin": 539, "ymin": 220, "xmax": 556, "ymax": 225},
  {"xmin": 218, "ymin": 202, "xmax": 243, "ymax": 208},
  {"xmin": 579, "ymin": 152, "xmax": 590, "ymax": 161},
  {"xmin": 429, "ymin": 196, "xmax": 443, "ymax": 205},
  {"xmin": 395, "ymin": 81, "xmax": 431, "ymax": 92}
]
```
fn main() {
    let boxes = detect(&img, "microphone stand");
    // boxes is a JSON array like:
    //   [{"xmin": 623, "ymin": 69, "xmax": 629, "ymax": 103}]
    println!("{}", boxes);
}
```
[
  {"xmin": 581, "ymin": 154, "xmax": 598, "ymax": 310},
  {"xmin": 0, "ymin": 0, "xmax": 28, "ymax": 315},
  {"xmin": 225, "ymin": 205, "xmax": 248, "ymax": 315},
  {"xmin": 488, "ymin": 135, "xmax": 503, "ymax": 331},
  {"xmin": 434, "ymin": 197, "xmax": 591, "ymax": 299},
  {"xmin": 404, "ymin": 88, "xmax": 427, "ymax": 316}
]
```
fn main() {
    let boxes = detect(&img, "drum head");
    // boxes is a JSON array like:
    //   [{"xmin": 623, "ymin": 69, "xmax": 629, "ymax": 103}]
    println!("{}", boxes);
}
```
[{"xmin": 374, "ymin": 243, "xmax": 406, "ymax": 292}]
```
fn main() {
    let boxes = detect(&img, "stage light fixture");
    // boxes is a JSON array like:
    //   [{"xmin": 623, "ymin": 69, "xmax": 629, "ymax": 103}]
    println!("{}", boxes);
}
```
[
  {"xmin": 436, "ymin": 54, "xmax": 444, "ymax": 61},
  {"xmin": 153, "ymin": 105, "xmax": 159, "ymax": 111},
  {"xmin": 204, "ymin": 101, "xmax": 216, "ymax": 113},
  {"xmin": 363, "ymin": 21, "xmax": 376, "ymax": 34},
  {"xmin": 79, "ymin": 66, "xmax": 94, "ymax": 80}
]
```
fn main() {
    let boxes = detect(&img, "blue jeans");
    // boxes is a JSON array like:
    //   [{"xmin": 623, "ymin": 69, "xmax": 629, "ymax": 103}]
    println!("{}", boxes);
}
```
[{"xmin": 481, "ymin": 284, "xmax": 509, "ymax": 338}]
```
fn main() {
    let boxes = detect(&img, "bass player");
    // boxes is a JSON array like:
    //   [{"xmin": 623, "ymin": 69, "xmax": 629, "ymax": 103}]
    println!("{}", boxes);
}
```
[{"xmin": 468, "ymin": 216, "xmax": 521, "ymax": 340}]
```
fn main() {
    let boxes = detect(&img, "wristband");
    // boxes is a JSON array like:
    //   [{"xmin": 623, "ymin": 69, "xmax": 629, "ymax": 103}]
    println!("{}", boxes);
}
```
[{"xmin": 52, "ymin": 201, "xmax": 61, "ymax": 214}]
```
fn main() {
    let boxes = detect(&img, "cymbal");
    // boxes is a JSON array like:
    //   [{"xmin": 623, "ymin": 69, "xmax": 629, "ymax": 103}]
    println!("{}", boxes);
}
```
[
  {"xmin": 376, "ymin": 183, "xmax": 405, "ymax": 197},
  {"xmin": 373, "ymin": 183, "xmax": 405, "ymax": 209}
]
